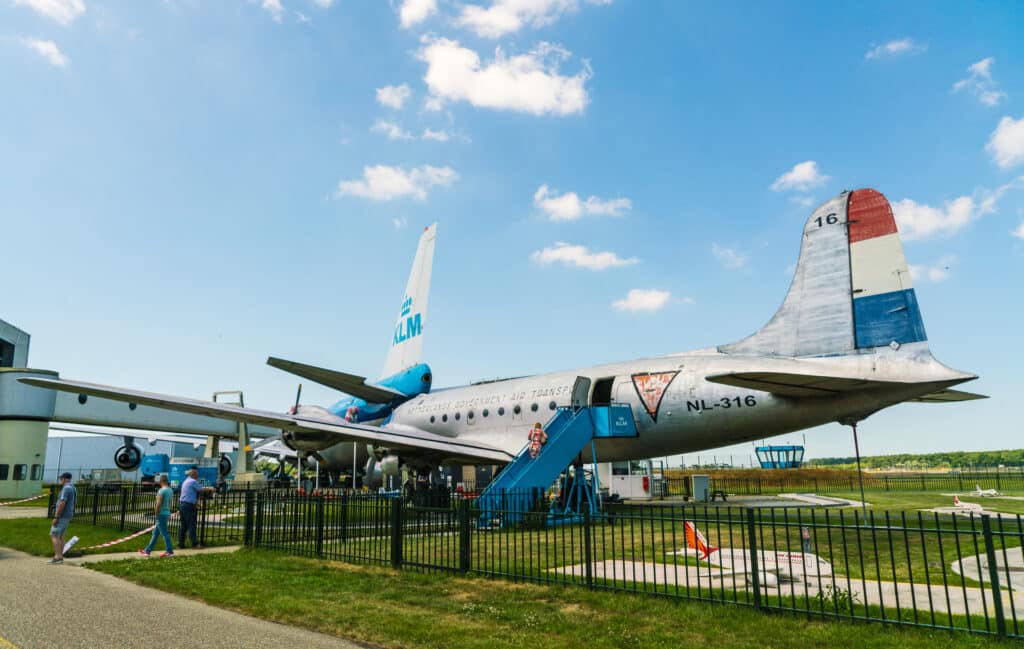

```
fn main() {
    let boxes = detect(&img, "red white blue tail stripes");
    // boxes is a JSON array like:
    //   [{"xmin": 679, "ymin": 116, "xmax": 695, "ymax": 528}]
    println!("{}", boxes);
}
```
[{"xmin": 847, "ymin": 189, "xmax": 927, "ymax": 349}]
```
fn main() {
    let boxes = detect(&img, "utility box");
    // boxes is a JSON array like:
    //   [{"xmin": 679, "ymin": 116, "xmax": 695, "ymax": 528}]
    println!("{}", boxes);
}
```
[{"xmin": 691, "ymin": 474, "xmax": 710, "ymax": 502}]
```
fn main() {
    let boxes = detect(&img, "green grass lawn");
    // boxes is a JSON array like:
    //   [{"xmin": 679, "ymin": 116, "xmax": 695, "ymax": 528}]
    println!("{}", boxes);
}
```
[
  {"xmin": 87, "ymin": 548, "xmax": 1014, "ymax": 649},
  {"xmin": 0, "ymin": 517, "xmax": 237, "ymax": 557}
]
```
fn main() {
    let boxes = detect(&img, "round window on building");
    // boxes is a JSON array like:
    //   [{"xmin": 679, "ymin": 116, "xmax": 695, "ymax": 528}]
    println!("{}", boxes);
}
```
[{"xmin": 513, "ymin": 405, "xmax": 522, "ymax": 415}]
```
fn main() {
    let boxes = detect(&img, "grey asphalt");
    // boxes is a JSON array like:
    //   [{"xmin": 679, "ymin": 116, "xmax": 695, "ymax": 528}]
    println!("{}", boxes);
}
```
[{"xmin": 0, "ymin": 546, "xmax": 372, "ymax": 649}]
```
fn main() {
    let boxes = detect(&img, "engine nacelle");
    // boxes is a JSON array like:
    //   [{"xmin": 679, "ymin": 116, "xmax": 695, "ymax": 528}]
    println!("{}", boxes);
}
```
[
  {"xmin": 378, "ymin": 454, "xmax": 401, "ymax": 477},
  {"xmin": 114, "ymin": 444, "xmax": 142, "ymax": 471},
  {"xmin": 218, "ymin": 454, "xmax": 232, "ymax": 478}
]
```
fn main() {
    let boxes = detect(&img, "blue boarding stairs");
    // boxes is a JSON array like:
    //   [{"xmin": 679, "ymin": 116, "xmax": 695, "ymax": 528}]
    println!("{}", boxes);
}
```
[{"xmin": 476, "ymin": 404, "xmax": 637, "ymax": 528}]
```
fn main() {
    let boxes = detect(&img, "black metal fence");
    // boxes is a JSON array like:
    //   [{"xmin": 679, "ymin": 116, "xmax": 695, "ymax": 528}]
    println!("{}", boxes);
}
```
[
  {"xmin": 663, "ymin": 469, "xmax": 1024, "ymax": 497},
  {"xmin": 64, "ymin": 484, "xmax": 1024, "ymax": 639}
]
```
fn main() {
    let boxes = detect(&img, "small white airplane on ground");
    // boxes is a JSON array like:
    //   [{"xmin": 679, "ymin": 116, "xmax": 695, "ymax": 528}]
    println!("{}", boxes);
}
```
[
  {"xmin": 669, "ymin": 521, "xmax": 833, "ymax": 586},
  {"xmin": 952, "ymin": 495, "xmax": 984, "ymax": 513},
  {"xmin": 974, "ymin": 484, "xmax": 1000, "ymax": 497},
  {"xmin": 21, "ymin": 188, "xmax": 987, "ymax": 484}
]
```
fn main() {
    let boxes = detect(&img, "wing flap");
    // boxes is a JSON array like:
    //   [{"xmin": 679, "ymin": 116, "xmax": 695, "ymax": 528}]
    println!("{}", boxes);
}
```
[
  {"xmin": 267, "ymin": 357, "xmax": 403, "ymax": 403},
  {"xmin": 705, "ymin": 372, "xmax": 884, "ymax": 397},
  {"xmin": 20, "ymin": 377, "xmax": 513, "ymax": 464}
]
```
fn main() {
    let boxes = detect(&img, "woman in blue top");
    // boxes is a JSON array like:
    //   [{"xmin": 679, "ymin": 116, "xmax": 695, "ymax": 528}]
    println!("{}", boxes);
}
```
[{"xmin": 139, "ymin": 474, "xmax": 175, "ymax": 557}]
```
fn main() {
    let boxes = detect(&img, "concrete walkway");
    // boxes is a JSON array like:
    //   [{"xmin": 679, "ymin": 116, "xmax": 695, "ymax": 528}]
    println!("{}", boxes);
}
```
[{"xmin": 0, "ymin": 546, "xmax": 371, "ymax": 649}]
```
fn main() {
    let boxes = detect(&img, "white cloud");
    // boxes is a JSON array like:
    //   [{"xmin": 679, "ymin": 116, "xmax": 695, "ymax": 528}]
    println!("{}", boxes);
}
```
[
  {"xmin": 864, "ymin": 37, "xmax": 927, "ymax": 60},
  {"xmin": 422, "ymin": 128, "xmax": 450, "ymax": 142},
  {"xmin": 13, "ymin": 0, "xmax": 85, "ymax": 25},
  {"xmin": 612, "ymin": 289, "xmax": 671, "ymax": 313},
  {"xmin": 398, "ymin": 0, "xmax": 437, "ymax": 28},
  {"xmin": 531, "ymin": 242, "xmax": 638, "ymax": 270},
  {"xmin": 393, "ymin": 217, "xmax": 408, "ymax": 229},
  {"xmin": 456, "ymin": 0, "xmax": 613, "ymax": 39},
  {"xmin": 376, "ymin": 84, "xmax": 413, "ymax": 110},
  {"xmin": 711, "ymin": 243, "xmax": 746, "ymax": 269},
  {"xmin": 23, "ymin": 38, "xmax": 68, "ymax": 67},
  {"xmin": 790, "ymin": 195, "xmax": 815, "ymax": 208},
  {"xmin": 987, "ymin": 116, "xmax": 1024, "ymax": 169},
  {"xmin": 771, "ymin": 161, "xmax": 829, "ymax": 192},
  {"xmin": 533, "ymin": 185, "xmax": 630, "ymax": 221},
  {"xmin": 418, "ymin": 37, "xmax": 591, "ymax": 116},
  {"xmin": 371, "ymin": 120, "xmax": 416, "ymax": 140},
  {"xmin": 295, "ymin": 10, "xmax": 310, "ymax": 23},
  {"xmin": 335, "ymin": 164, "xmax": 458, "ymax": 201},
  {"xmin": 953, "ymin": 57, "xmax": 1007, "ymax": 107},
  {"xmin": 312, "ymin": 0, "xmax": 333, "ymax": 7},
  {"xmin": 1013, "ymin": 222, "xmax": 1024, "ymax": 240},
  {"xmin": 908, "ymin": 255, "xmax": 956, "ymax": 283},
  {"xmin": 257, "ymin": 0, "xmax": 284, "ymax": 22},
  {"xmin": 892, "ymin": 178, "xmax": 1024, "ymax": 240}
]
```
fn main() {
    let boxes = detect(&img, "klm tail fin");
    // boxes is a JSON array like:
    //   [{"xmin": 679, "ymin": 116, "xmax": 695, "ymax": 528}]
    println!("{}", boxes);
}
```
[
  {"xmin": 381, "ymin": 224, "xmax": 437, "ymax": 378},
  {"xmin": 721, "ymin": 189, "xmax": 926, "ymax": 357}
]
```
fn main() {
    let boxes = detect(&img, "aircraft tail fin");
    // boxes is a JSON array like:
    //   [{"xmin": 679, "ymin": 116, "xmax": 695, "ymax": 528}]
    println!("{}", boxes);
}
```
[
  {"xmin": 720, "ymin": 189, "xmax": 927, "ymax": 358},
  {"xmin": 684, "ymin": 521, "xmax": 718, "ymax": 560},
  {"xmin": 953, "ymin": 495, "xmax": 961, "ymax": 506},
  {"xmin": 381, "ymin": 224, "xmax": 437, "ymax": 379}
]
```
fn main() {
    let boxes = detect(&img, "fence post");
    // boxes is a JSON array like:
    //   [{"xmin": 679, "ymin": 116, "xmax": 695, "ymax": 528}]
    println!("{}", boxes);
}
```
[
  {"xmin": 315, "ymin": 495, "xmax": 325, "ymax": 558},
  {"xmin": 746, "ymin": 508, "xmax": 762, "ymax": 609},
  {"xmin": 198, "ymin": 493, "xmax": 208, "ymax": 546},
  {"xmin": 390, "ymin": 497, "xmax": 403, "ymax": 569},
  {"xmin": 981, "ymin": 515, "xmax": 1007, "ymax": 638},
  {"xmin": 995, "ymin": 468, "xmax": 1001, "ymax": 492},
  {"xmin": 47, "ymin": 484, "xmax": 56, "ymax": 518},
  {"xmin": 119, "ymin": 485, "xmax": 128, "ymax": 531},
  {"xmin": 583, "ymin": 505, "xmax": 593, "ymax": 589},
  {"xmin": 243, "ymin": 490, "xmax": 254, "ymax": 546},
  {"xmin": 254, "ymin": 491, "xmax": 264, "ymax": 547},
  {"xmin": 92, "ymin": 486, "xmax": 99, "ymax": 526},
  {"xmin": 459, "ymin": 498, "xmax": 471, "ymax": 575}
]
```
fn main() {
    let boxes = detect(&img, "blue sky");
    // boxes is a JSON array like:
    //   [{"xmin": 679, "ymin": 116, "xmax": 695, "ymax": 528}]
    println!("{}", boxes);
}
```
[{"xmin": 3, "ymin": 0, "xmax": 1023, "ymax": 463}]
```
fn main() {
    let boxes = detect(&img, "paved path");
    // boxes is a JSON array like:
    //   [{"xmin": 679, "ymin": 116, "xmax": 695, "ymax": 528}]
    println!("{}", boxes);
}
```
[
  {"xmin": 0, "ymin": 507, "xmax": 47, "ymax": 520},
  {"xmin": 0, "ymin": 546, "xmax": 371, "ymax": 649}
]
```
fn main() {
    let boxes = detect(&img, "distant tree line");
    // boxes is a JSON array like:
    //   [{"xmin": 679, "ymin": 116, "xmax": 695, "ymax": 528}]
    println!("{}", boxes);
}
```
[{"xmin": 806, "ymin": 448, "xmax": 1024, "ymax": 470}]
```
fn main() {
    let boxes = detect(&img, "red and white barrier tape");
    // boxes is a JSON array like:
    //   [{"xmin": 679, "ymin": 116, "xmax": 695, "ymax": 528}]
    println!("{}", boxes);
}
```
[
  {"xmin": 0, "ymin": 493, "xmax": 47, "ymax": 506},
  {"xmin": 82, "ymin": 512, "xmax": 180, "ymax": 550}
]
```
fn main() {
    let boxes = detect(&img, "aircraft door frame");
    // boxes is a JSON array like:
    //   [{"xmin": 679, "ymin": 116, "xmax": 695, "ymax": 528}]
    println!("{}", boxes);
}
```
[{"xmin": 571, "ymin": 376, "xmax": 591, "ymax": 411}]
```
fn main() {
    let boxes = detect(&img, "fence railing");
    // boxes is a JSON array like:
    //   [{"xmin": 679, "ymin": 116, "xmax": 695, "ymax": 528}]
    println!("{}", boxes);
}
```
[
  {"xmin": 65, "ymin": 484, "xmax": 1024, "ymax": 639},
  {"xmin": 662, "ymin": 469, "xmax": 1024, "ymax": 496}
]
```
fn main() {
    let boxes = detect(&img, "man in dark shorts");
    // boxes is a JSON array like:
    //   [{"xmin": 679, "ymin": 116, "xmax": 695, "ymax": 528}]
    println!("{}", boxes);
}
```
[{"xmin": 49, "ymin": 472, "xmax": 76, "ymax": 565}]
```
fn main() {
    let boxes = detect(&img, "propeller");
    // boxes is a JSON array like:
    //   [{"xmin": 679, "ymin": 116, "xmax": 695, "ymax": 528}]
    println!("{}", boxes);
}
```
[{"xmin": 290, "ymin": 383, "xmax": 303, "ymax": 415}]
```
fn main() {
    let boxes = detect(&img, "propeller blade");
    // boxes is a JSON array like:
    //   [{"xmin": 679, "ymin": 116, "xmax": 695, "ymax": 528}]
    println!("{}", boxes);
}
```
[{"xmin": 291, "ymin": 383, "xmax": 303, "ymax": 414}]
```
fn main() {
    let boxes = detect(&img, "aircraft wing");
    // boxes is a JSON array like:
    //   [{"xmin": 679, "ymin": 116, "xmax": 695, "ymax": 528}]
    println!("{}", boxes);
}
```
[
  {"xmin": 266, "ymin": 357, "xmax": 404, "ymax": 403},
  {"xmin": 909, "ymin": 389, "xmax": 988, "ymax": 403},
  {"xmin": 48, "ymin": 423, "xmax": 240, "ymax": 450},
  {"xmin": 20, "ymin": 377, "xmax": 513, "ymax": 465}
]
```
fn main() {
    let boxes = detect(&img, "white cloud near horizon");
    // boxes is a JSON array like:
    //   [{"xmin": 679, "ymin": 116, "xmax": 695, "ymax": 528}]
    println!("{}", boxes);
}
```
[
  {"xmin": 258, "ymin": 0, "xmax": 284, "ymax": 22},
  {"xmin": 335, "ymin": 164, "xmax": 458, "ymax": 201},
  {"xmin": 865, "ymin": 37, "xmax": 926, "ymax": 60},
  {"xmin": 418, "ymin": 37, "xmax": 590, "ymax": 116},
  {"xmin": 455, "ymin": 0, "xmax": 613, "ymax": 39},
  {"xmin": 892, "ymin": 178, "xmax": 1024, "ymax": 240},
  {"xmin": 711, "ymin": 243, "xmax": 746, "ymax": 269},
  {"xmin": 399, "ymin": 0, "xmax": 437, "ymax": 28},
  {"xmin": 13, "ymin": 0, "xmax": 84, "ymax": 25},
  {"xmin": 533, "ymin": 185, "xmax": 631, "ymax": 221},
  {"xmin": 612, "ymin": 288, "xmax": 671, "ymax": 313},
  {"xmin": 953, "ymin": 57, "xmax": 1007, "ymax": 107},
  {"xmin": 771, "ymin": 161, "xmax": 829, "ymax": 192},
  {"xmin": 531, "ymin": 242, "xmax": 638, "ymax": 270},
  {"xmin": 1013, "ymin": 222, "xmax": 1024, "ymax": 240},
  {"xmin": 312, "ymin": 0, "xmax": 333, "ymax": 7},
  {"xmin": 376, "ymin": 84, "xmax": 413, "ymax": 110},
  {"xmin": 371, "ymin": 120, "xmax": 453, "ymax": 142},
  {"xmin": 987, "ymin": 116, "xmax": 1024, "ymax": 169},
  {"xmin": 23, "ymin": 38, "xmax": 68, "ymax": 67}
]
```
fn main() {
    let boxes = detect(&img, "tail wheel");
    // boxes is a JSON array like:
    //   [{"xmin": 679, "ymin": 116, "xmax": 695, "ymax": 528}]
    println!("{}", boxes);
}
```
[
  {"xmin": 114, "ymin": 445, "xmax": 142, "ymax": 471},
  {"xmin": 218, "ymin": 455, "xmax": 232, "ymax": 478}
]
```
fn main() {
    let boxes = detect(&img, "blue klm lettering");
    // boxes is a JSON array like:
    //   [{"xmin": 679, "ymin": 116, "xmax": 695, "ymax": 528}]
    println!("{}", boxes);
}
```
[{"xmin": 393, "ymin": 313, "xmax": 422, "ymax": 345}]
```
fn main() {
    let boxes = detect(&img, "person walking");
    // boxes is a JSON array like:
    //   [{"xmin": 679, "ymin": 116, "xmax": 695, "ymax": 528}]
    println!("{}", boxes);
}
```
[
  {"xmin": 528, "ymin": 422, "xmax": 548, "ymax": 459},
  {"xmin": 48, "ymin": 472, "xmax": 76, "ymax": 565},
  {"xmin": 801, "ymin": 525, "xmax": 812, "ymax": 554},
  {"xmin": 139, "ymin": 474, "xmax": 175, "ymax": 557},
  {"xmin": 178, "ymin": 466, "xmax": 212, "ymax": 549}
]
